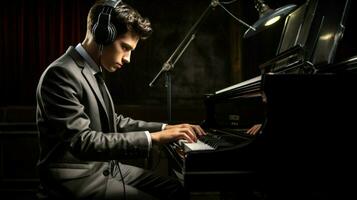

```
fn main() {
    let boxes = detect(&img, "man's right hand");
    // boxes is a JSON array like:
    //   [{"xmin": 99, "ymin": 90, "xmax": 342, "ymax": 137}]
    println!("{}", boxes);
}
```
[{"xmin": 151, "ymin": 124, "xmax": 204, "ymax": 144}]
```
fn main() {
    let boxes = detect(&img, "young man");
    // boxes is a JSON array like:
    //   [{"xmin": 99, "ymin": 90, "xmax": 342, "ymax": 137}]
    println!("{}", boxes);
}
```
[{"xmin": 36, "ymin": 1, "xmax": 205, "ymax": 199}]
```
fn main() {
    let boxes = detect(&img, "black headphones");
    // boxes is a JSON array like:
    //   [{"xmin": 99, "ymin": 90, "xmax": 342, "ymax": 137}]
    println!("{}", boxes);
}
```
[{"xmin": 92, "ymin": 0, "xmax": 122, "ymax": 45}]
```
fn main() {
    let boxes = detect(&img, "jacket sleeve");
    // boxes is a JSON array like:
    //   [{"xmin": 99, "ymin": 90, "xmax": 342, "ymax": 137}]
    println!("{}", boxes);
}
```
[
  {"xmin": 37, "ymin": 65, "xmax": 151, "ymax": 161},
  {"xmin": 115, "ymin": 114, "xmax": 164, "ymax": 133}
]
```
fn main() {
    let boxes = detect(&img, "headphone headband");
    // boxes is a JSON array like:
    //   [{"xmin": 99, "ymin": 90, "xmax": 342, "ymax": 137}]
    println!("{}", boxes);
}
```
[{"xmin": 103, "ymin": 0, "xmax": 121, "ymax": 8}]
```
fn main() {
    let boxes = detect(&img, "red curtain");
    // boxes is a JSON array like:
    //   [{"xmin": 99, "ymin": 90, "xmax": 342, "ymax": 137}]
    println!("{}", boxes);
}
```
[{"xmin": 0, "ymin": 0, "xmax": 92, "ymax": 105}]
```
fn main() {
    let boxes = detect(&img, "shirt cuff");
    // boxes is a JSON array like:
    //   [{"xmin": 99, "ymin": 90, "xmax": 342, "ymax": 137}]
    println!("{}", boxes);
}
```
[
  {"xmin": 161, "ymin": 123, "xmax": 167, "ymax": 130},
  {"xmin": 144, "ymin": 131, "xmax": 152, "ymax": 153}
]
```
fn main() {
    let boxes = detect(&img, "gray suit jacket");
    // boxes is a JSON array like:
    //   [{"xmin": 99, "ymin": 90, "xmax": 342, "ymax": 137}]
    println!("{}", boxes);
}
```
[{"xmin": 36, "ymin": 46, "xmax": 163, "ymax": 198}]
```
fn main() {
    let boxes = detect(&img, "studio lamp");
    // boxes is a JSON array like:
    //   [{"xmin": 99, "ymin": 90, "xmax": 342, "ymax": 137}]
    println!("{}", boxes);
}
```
[{"xmin": 244, "ymin": 0, "xmax": 297, "ymax": 38}]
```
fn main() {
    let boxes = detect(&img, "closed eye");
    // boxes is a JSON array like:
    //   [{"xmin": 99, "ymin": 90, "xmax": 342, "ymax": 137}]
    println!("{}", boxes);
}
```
[{"xmin": 121, "ymin": 42, "xmax": 133, "ymax": 52}]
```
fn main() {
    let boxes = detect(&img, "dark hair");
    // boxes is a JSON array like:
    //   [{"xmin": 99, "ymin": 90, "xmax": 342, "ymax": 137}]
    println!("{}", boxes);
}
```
[{"xmin": 88, "ymin": 0, "xmax": 152, "ymax": 40}]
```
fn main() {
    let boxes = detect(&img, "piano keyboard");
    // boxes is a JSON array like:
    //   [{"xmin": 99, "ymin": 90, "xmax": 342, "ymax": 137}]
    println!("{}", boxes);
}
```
[
  {"xmin": 176, "ymin": 133, "xmax": 233, "ymax": 152},
  {"xmin": 177, "ymin": 139, "xmax": 215, "ymax": 152}
]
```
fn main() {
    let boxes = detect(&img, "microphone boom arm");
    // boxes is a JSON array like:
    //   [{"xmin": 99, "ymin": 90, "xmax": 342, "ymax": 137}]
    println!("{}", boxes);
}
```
[
  {"xmin": 148, "ymin": 0, "xmax": 253, "ymax": 122},
  {"xmin": 149, "ymin": 0, "xmax": 254, "ymax": 87},
  {"xmin": 149, "ymin": 3, "xmax": 213, "ymax": 87}
]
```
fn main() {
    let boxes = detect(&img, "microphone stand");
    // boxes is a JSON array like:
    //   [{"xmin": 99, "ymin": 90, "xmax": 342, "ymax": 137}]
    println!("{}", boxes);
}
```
[{"xmin": 149, "ymin": 0, "xmax": 255, "ymax": 123}]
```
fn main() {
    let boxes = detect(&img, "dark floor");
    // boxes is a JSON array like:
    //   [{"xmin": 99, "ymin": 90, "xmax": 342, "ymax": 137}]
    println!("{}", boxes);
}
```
[
  {"xmin": 0, "ymin": 190, "xmax": 261, "ymax": 200},
  {"xmin": 1, "ymin": 190, "xmax": 38, "ymax": 200}
]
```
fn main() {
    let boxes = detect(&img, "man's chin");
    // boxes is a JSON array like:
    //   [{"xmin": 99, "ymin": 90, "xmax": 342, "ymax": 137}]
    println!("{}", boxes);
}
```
[{"xmin": 108, "ymin": 67, "xmax": 117, "ymax": 72}]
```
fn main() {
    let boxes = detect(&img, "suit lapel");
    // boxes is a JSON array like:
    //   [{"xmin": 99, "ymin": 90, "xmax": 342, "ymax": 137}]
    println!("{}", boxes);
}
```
[
  {"xmin": 82, "ymin": 67, "xmax": 108, "ymax": 113},
  {"xmin": 67, "ymin": 47, "xmax": 114, "ymax": 131}
]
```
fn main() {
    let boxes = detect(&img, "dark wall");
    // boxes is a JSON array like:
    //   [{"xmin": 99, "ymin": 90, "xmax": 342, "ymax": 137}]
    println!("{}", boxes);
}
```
[
  {"xmin": 0, "ymin": 0, "xmax": 235, "ymax": 109},
  {"xmin": 106, "ymin": 0, "xmax": 233, "ymax": 108},
  {"xmin": 3, "ymin": 0, "xmax": 355, "ymax": 121},
  {"xmin": 0, "ymin": 0, "xmax": 305, "ymax": 106}
]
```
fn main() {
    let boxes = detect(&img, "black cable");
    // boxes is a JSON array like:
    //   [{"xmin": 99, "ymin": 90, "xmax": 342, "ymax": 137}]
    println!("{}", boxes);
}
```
[
  {"xmin": 111, "ymin": 160, "xmax": 126, "ymax": 200},
  {"xmin": 117, "ymin": 161, "xmax": 126, "ymax": 200}
]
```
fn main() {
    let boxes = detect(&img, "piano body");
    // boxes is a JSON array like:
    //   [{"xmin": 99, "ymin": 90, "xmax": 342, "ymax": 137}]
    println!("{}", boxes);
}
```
[
  {"xmin": 165, "ymin": 0, "xmax": 357, "ymax": 198},
  {"xmin": 166, "ymin": 67, "xmax": 357, "ymax": 198}
]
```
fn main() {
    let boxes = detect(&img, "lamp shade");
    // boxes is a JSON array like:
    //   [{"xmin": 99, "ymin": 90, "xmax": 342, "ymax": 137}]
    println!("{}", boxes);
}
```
[{"xmin": 244, "ymin": 1, "xmax": 297, "ymax": 38}]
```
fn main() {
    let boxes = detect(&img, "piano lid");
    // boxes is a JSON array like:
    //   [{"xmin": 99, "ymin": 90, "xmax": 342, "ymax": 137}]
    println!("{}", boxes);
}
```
[{"xmin": 215, "ymin": 75, "xmax": 261, "ymax": 95}]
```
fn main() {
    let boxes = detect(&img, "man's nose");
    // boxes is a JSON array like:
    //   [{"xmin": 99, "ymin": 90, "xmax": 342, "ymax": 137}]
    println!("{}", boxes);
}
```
[{"xmin": 123, "ymin": 52, "xmax": 131, "ymax": 64}]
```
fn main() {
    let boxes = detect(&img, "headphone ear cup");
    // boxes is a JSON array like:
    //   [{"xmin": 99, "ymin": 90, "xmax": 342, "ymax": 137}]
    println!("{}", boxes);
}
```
[
  {"xmin": 92, "ymin": 9, "xmax": 117, "ymax": 45},
  {"xmin": 107, "ymin": 23, "xmax": 117, "ymax": 44}
]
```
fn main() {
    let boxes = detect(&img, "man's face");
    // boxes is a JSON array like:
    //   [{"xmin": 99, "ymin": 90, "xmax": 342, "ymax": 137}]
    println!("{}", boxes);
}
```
[{"xmin": 100, "ymin": 32, "xmax": 139, "ymax": 72}]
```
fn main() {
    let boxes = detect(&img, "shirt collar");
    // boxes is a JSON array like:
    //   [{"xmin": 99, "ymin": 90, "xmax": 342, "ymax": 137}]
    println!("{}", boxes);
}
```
[{"xmin": 75, "ymin": 43, "xmax": 101, "ymax": 75}]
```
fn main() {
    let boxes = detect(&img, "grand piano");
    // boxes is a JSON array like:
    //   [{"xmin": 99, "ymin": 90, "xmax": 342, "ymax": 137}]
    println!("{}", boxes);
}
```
[{"xmin": 165, "ymin": 0, "xmax": 357, "ymax": 198}]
